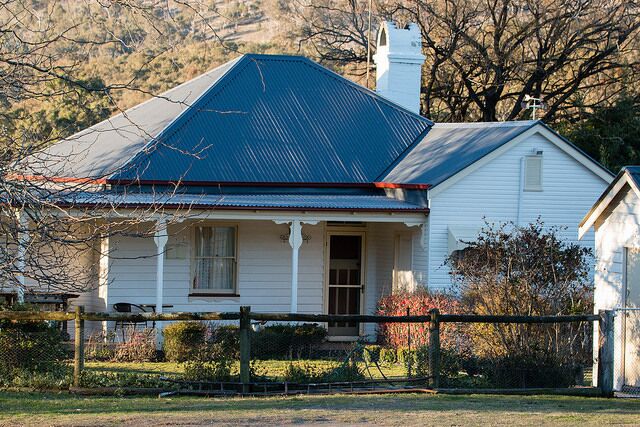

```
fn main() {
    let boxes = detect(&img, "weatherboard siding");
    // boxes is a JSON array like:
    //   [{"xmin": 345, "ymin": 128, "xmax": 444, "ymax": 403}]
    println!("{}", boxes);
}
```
[
  {"xmin": 104, "ymin": 221, "xmax": 324, "ymax": 313},
  {"xmin": 95, "ymin": 220, "xmax": 407, "ymax": 323},
  {"xmin": 427, "ymin": 131, "xmax": 608, "ymax": 291},
  {"xmin": 591, "ymin": 188, "xmax": 640, "ymax": 390}
]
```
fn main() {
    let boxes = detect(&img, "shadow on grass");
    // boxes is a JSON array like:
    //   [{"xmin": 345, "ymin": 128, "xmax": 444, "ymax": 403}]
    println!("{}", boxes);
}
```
[{"xmin": 0, "ymin": 392, "xmax": 639, "ymax": 419}]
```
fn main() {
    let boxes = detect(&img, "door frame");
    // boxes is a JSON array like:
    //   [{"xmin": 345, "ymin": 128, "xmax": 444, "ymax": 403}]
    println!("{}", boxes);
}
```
[
  {"xmin": 622, "ymin": 246, "xmax": 640, "ymax": 387},
  {"xmin": 323, "ymin": 228, "xmax": 366, "ymax": 341}
]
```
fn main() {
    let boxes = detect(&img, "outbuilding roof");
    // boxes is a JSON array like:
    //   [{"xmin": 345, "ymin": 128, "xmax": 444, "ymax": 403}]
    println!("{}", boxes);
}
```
[{"xmin": 579, "ymin": 166, "xmax": 640, "ymax": 238}]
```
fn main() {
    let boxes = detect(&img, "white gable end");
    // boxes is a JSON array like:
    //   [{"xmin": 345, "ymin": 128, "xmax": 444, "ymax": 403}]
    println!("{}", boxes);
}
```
[{"xmin": 425, "ymin": 129, "xmax": 611, "ymax": 290}]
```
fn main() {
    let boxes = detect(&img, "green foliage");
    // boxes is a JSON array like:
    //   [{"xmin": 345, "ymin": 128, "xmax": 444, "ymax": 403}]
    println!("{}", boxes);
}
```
[
  {"xmin": 363, "ymin": 345, "xmax": 381, "ymax": 364},
  {"xmin": 282, "ymin": 362, "xmax": 325, "ymax": 383},
  {"xmin": 163, "ymin": 322, "xmax": 207, "ymax": 362},
  {"xmin": 480, "ymin": 355, "xmax": 584, "ymax": 388},
  {"xmin": 80, "ymin": 370, "xmax": 169, "ymax": 389},
  {"xmin": 379, "ymin": 348, "xmax": 397, "ymax": 365},
  {"xmin": 182, "ymin": 359, "xmax": 233, "ymax": 383},
  {"xmin": 0, "ymin": 310, "xmax": 67, "ymax": 381},
  {"xmin": 323, "ymin": 359, "xmax": 365, "ymax": 383},
  {"xmin": 2, "ymin": 365, "xmax": 72, "ymax": 390},
  {"xmin": 559, "ymin": 96, "xmax": 640, "ymax": 173},
  {"xmin": 251, "ymin": 324, "xmax": 327, "ymax": 360}
]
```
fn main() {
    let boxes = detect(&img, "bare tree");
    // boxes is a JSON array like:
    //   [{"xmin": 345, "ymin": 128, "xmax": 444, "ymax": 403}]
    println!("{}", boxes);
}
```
[
  {"xmin": 288, "ymin": 0, "xmax": 640, "ymax": 122},
  {"xmin": 0, "ymin": 0, "xmax": 231, "ymax": 297}
]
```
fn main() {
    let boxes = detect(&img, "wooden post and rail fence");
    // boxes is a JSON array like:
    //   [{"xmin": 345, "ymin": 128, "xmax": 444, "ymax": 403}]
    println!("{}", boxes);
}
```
[{"xmin": 0, "ymin": 307, "xmax": 613, "ymax": 396}]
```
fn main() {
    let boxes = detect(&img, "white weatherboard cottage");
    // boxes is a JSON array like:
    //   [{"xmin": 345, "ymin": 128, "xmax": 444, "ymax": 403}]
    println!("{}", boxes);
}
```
[
  {"xmin": 19, "ymin": 22, "xmax": 612, "ymax": 341},
  {"xmin": 580, "ymin": 167, "xmax": 640, "ymax": 391}
]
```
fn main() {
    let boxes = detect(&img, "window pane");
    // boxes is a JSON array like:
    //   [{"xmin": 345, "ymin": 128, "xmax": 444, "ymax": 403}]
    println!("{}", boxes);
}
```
[
  {"xmin": 194, "ymin": 258, "xmax": 212, "ymax": 289},
  {"xmin": 213, "ymin": 227, "xmax": 235, "ymax": 257},
  {"xmin": 193, "ymin": 226, "xmax": 236, "ymax": 291},
  {"xmin": 195, "ymin": 227, "xmax": 213, "ymax": 257},
  {"xmin": 212, "ymin": 258, "xmax": 235, "ymax": 290}
]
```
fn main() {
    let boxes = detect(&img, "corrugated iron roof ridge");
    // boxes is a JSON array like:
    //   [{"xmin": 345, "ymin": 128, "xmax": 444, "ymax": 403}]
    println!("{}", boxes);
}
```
[
  {"xmin": 109, "ymin": 54, "xmax": 249, "ymax": 181},
  {"xmin": 110, "ymin": 54, "xmax": 433, "ymax": 185},
  {"xmin": 291, "ymin": 55, "xmax": 433, "ymax": 127},
  {"xmin": 374, "ymin": 125, "xmax": 434, "ymax": 184}
]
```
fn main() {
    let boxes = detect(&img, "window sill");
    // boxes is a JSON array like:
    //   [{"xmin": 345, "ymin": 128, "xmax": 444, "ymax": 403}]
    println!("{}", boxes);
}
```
[{"xmin": 189, "ymin": 293, "xmax": 240, "ymax": 298}]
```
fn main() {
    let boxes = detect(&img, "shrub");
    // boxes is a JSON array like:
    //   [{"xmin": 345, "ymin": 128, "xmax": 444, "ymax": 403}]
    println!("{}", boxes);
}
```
[
  {"xmin": 480, "ymin": 354, "xmax": 583, "ymax": 388},
  {"xmin": 363, "ymin": 345, "xmax": 381, "ymax": 364},
  {"xmin": 282, "ymin": 362, "xmax": 326, "ymax": 383},
  {"xmin": 413, "ymin": 345, "xmax": 429, "ymax": 378},
  {"xmin": 379, "ymin": 347, "xmax": 397, "ymax": 365},
  {"xmin": 163, "ymin": 322, "xmax": 207, "ymax": 362},
  {"xmin": 85, "ymin": 330, "xmax": 117, "ymax": 361},
  {"xmin": 207, "ymin": 324, "xmax": 239, "ymax": 359},
  {"xmin": 112, "ymin": 329, "xmax": 157, "ymax": 362},
  {"xmin": 377, "ymin": 289, "xmax": 465, "ymax": 350},
  {"xmin": 252, "ymin": 324, "xmax": 327, "ymax": 360},
  {"xmin": 183, "ymin": 359, "xmax": 233, "ymax": 382},
  {"xmin": 0, "ymin": 306, "xmax": 67, "ymax": 381},
  {"xmin": 323, "ymin": 359, "xmax": 365, "ymax": 383},
  {"xmin": 447, "ymin": 220, "xmax": 593, "ymax": 363}
]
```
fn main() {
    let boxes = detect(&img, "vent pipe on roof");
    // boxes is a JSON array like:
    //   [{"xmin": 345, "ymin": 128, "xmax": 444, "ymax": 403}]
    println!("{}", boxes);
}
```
[{"xmin": 373, "ymin": 22, "xmax": 425, "ymax": 114}]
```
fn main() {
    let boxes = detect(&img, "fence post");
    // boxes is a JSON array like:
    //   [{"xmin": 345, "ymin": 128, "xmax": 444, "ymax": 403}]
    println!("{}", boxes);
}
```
[
  {"xmin": 239, "ymin": 305, "xmax": 251, "ymax": 393},
  {"xmin": 73, "ymin": 305, "xmax": 84, "ymax": 388},
  {"xmin": 597, "ymin": 309, "xmax": 614, "ymax": 397},
  {"xmin": 406, "ymin": 307, "xmax": 412, "ymax": 377},
  {"xmin": 429, "ymin": 308, "xmax": 440, "ymax": 388}
]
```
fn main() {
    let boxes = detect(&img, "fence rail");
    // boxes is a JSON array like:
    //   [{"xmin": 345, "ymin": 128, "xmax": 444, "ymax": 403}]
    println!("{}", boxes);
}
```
[
  {"xmin": 0, "ymin": 310, "xmax": 602, "ymax": 324},
  {"xmin": 0, "ymin": 307, "xmax": 615, "ymax": 396}
]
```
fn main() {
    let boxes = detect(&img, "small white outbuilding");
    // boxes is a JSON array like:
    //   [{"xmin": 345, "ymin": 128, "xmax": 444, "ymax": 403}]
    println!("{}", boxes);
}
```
[{"xmin": 580, "ymin": 166, "xmax": 640, "ymax": 392}]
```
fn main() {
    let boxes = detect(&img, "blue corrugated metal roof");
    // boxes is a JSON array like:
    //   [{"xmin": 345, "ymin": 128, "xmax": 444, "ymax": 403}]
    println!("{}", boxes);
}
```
[
  {"xmin": 29, "ymin": 57, "xmax": 242, "ymax": 179},
  {"xmin": 64, "ymin": 192, "xmax": 427, "ymax": 212},
  {"xmin": 32, "ymin": 54, "xmax": 432, "ymax": 184},
  {"xmin": 380, "ymin": 121, "xmax": 538, "ymax": 187}
]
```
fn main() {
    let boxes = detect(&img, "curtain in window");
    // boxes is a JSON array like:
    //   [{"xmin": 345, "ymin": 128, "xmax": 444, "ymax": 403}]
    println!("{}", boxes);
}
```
[{"xmin": 194, "ymin": 226, "xmax": 235, "ymax": 290}]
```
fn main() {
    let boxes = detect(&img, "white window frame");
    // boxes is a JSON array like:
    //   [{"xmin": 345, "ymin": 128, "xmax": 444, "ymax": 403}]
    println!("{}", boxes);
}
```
[
  {"xmin": 524, "ymin": 155, "xmax": 543, "ymax": 192},
  {"xmin": 190, "ymin": 223, "xmax": 238, "ymax": 295}
]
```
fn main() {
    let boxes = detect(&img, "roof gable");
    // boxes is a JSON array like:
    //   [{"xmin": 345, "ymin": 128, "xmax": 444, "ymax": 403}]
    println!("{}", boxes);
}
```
[
  {"xmin": 379, "ymin": 121, "xmax": 537, "ymax": 187},
  {"xmin": 579, "ymin": 166, "xmax": 640, "ymax": 238},
  {"xmin": 380, "ymin": 121, "xmax": 613, "ymax": 189},
  {"xmin": 32, "ymin": 54, "xmax": 432, "ymax": 184}
]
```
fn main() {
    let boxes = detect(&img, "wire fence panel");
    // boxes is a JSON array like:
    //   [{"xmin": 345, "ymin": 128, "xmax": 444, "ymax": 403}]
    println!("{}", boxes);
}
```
[
  {"xmin": 0, "ymin": 308, "xmax": 614, "ymax": 396},
  {"xmin": 614, "ymin": 309, "xmax": 640, "ymax": 395}
]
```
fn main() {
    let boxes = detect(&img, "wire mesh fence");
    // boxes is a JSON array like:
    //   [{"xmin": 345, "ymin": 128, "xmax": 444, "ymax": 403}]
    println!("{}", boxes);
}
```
[
  {"xmin": 0, "ymin": 307, "xmax": 616, "ymax": 396},
  {"xmin": 613, "ymin": 308, "xmax": 640, "ymax": 395}
]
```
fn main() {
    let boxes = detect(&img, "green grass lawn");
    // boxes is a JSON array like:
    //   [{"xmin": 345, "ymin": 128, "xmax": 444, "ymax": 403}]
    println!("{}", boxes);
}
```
[
  {"xmin": 0, "ymin": 391, "xmax": 638, "ymax": 426},
  {"xmin": 85, "ymin": 359, "xmax": 407, "ymax": 380}
]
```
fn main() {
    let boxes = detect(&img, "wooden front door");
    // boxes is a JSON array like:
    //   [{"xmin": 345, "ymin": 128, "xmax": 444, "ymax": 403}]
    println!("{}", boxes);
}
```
[
  {"xmin": 624, "ymin": 248, "xmax": 640, "ymax": 388},
  {"xmin": 326, "ymin": 233, "xmax": 364, "ymax": 338}
]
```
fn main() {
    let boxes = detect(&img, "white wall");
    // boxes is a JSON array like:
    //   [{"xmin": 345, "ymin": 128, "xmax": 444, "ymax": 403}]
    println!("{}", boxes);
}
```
[
  {"xmin": 592, "ymin": 187, "xmax": 640, "ymax": 390},
  {"xmin": 103, "ymin": 220, "xmax": 324, "ymax": 314},
  {"xmin": 427, "ymin": 131, "xmax": 609, "ymax": 291},
  {"xmin": 69, "ymin": 219, "xmax": 418, "ymax": 341}
]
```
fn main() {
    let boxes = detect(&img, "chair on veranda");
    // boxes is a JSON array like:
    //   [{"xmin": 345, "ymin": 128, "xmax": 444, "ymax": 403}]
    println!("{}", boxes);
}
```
[{"xmin": 112, "ymin": 302, "xmax": 151, "ymax": 341}]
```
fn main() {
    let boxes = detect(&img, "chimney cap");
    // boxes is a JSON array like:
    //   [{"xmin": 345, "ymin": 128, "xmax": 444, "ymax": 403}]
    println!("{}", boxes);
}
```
[{"xmin": 375, "ymin": 21, "xmax": 423, "ymax": 57}]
